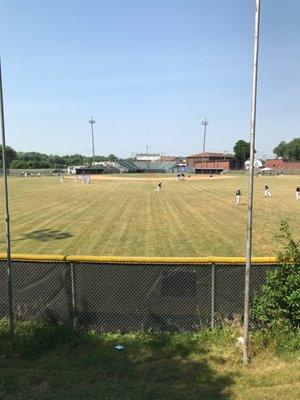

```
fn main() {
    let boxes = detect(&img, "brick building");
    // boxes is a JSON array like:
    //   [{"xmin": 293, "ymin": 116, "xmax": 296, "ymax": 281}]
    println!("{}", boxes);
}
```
[
  {"xmin": 186, "ymin": 152, "xmax": 235, "ymax": 174},
  {"xmin": 266, "ymin": 158, "xmax": 300, "ymax": 172}
]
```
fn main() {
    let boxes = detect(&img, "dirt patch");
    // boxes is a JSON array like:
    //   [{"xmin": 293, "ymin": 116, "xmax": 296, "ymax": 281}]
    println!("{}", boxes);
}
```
[{"xmin": 66, "ymin": 174, "xmax": 236, "ymax": 181}]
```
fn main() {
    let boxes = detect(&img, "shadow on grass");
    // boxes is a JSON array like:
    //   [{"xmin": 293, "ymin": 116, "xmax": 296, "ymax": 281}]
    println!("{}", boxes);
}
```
[
  {"xmin": 23, "ymin": 229, "xmax": 73, "ymax": 242},
  {"xmin": 0, "ymin": 322, "xmax": 235, "ymax": 400},
  {"xmin": 0, "ymin": 228, "xmax": 73, "ymax": 243}
]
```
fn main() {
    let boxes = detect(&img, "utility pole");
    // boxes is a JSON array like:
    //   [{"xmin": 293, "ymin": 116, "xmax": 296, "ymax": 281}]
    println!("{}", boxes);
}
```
[
  {"xmin": 89, "ymin": 116, "xmax": 95, "ymax": 165},
  {"xmin": 201, "ymin": 118, "xmax": 209, "ymax": 166},
  {"xmin": 243, "ymin": 0, "xmax": 261, "ymax": 364},
  {"xmin": 0, "ymin": 59, "xmax": 14, "ymax": 342}
]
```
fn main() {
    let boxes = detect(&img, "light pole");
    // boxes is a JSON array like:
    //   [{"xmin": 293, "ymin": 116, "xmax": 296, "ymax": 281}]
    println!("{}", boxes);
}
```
[
  {"xmin": 201, "ymin": 118, "xmax": 209, "ymax": 166},
  {"xmin": 243, "ymin": 0, "xmax": 261, "ymax": 364},
  {"xmin": 89, "ymin": 116, "xmax": 95, "ymax": 165},
  {"xmin": 0, "ymin": 59, "xmax": 14, "ymax": 341}
]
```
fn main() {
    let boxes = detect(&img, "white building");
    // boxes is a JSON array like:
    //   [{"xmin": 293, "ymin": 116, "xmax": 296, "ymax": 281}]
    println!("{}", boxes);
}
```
[{"xmin": 136, "ymin": 153, "xmax": 161, "ymax": 162}]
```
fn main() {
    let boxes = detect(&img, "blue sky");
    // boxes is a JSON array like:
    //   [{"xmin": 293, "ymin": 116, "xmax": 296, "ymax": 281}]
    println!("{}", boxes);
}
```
[{"xmin": 1, "ymin": 0, "xmax": 299, "ymax": 158}]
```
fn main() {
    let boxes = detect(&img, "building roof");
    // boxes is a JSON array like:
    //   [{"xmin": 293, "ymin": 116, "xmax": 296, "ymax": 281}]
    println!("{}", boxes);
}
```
[
  {"xmin": 159, "ymin": 155, "xmax": 178, "ymax": 161},
  {"xmin": 136, "ymin": 153, "xmax": 161, "ymax": 157},
  {"xmin": 187, "ymin": 152, "xmax": 234, "ymax": 158}
]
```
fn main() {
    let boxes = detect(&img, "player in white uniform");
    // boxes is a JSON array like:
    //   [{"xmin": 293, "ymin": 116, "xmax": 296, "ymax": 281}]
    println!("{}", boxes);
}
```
[
  {"xmin": 155, "ymin": 182, "xmax": 162, "ymax": 192},
  {"xmin": 296, "ymin": 186, "xmax": 300, "ymax": 200},
  {"xmin": 235, "ymin": 188, "xmax": 241, "ymax": 205},
  {"xmin": 264, "ymin": 184, "xmax": 272, "ymax": 197}
]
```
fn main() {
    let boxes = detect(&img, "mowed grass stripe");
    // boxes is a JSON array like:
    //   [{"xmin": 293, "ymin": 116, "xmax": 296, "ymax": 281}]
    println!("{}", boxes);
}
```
[
  {"xmin": 169, "ymin": 181, "xmax": 246, "ymax": 255},
  {"xmin": 62, "ymin": 181, "xmax": 132, "ymax": 254}
]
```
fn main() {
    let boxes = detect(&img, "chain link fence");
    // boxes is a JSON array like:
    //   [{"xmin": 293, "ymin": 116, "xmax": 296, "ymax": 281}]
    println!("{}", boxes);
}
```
[{"xmin": 0, "ymin": 256, "xmax": 276, "ymax": 332}]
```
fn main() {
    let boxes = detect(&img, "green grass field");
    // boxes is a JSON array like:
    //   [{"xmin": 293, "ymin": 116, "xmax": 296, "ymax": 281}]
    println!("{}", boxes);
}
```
[{"xmin": 0, "ymin": 174, "xmax": 299, "ymax": 257}]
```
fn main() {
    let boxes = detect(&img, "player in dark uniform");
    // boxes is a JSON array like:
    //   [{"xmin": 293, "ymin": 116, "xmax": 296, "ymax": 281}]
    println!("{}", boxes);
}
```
[
  {"xmin": 235, "ymin": 188, "xmax": 241, "ymax": 205},
  {"xmin": 296, "ymin": 186, "xmax": 300, "ymax": 200}
]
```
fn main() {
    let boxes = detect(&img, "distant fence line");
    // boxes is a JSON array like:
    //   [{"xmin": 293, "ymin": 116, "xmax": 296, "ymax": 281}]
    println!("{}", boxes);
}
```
[
  {"xmin": 0, "ymin": 168, "xmax": 66, "ymax": 176},
  {"xmin": 0, "ymin": 168, "xmax": 67, "ymax": 176},
  {"xmin": 0, "ymin": 168, "xmax": 299, "ymax": 176},
  {"xmin": 0, "ymin": 254, "xmax": 277, "ymax": 332}
]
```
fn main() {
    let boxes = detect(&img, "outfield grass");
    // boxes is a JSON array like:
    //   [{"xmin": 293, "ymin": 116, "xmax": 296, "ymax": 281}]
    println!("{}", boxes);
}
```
[
  {"xmin": 0, "ymin": 321, "xmax": 299, "ymax": 400},
  {"xmin": 0, "ymin": 174, "xmax": 299, "ymax": 256}
]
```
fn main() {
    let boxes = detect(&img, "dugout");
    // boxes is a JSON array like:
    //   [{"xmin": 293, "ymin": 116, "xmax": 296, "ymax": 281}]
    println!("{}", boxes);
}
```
[{"xmin": 75, "ymin": 166, "xmax": 104, "ymax": 175}]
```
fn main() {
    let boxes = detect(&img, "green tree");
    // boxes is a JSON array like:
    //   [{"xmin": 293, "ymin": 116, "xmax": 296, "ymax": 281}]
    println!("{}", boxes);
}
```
[
  {"xmin": 18, "ymin": 151, "xmax": 43, "ymax": 162},
  {"xmin": 287, "ymin": 138, "xmax": 300, "ymax": 160},
  {"xmin": 0, "ymin": 145, "xmax": 18, "ymax": 167},
  {"xmin": 9, "ymin": 159, "xmax": 30, "ymax": 169},
  {"xmin": 17, "ymin": 151, "xmax": 52, "ymax": 168},
  {"xmin": 107, "ymin": 154, "xmax": 118, "ymax": 162},
  {"xmin": 68, "ymin": 154, "xmax": 85, "ymax": 165},
  {"xmin": 273, "ymin": 138, "xmax": 300, "ymax": 160},
  {"xmin": 273, "ymin": 141, "xmax": 288, "ymax": 158},
  {"xmin": 2, "ymin": 147, "xmax": 117, "ymax": 169},
  {"xmin": 94, "ymin": 155, "xmax": 107, "ymax": 162},
  {"xmin": 251, "ymin": 220, "xmax": 300, "ymax": 329},
  {"xmin": 233, "ymin": 140, "xmax": 250, "ymax": 161}
]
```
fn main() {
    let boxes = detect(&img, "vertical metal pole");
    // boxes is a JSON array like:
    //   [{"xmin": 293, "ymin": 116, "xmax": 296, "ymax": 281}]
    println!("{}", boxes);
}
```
[
  {"xmin": 70, "ymin": 263, "xmax": 77, "ymax": 329},
  {"xmin": 211, "ymin": 264, "xmax": 215, "ymax": 329},
  {"xmin": 146, "ymin": 145, "xmax": 150, "ymax": 169},
  {"xmin": 0, "ymin": 59, "xmax": 14, "ymax": 341},
  {"xmin": 201, "ymin": 118, "xmax": 209, "ymax": 169},
  {"xmin": 243, "ymin": 0, "xmax": 260, "ymax": 364},
  {"xmin": 89, "ymin": 116, "xmax": 95, "ymax": 165}
]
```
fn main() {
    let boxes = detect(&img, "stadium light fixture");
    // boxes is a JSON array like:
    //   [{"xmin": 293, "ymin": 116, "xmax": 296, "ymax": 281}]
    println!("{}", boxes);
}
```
[
  {"xmin": 201, "ymin": 118, "xmax": 209, "ymax": 166},
  {"xmin": 89, "ymin": 116, "xmax": 96, "ymax": 164},
  {"xmin": 0, "ymin": 59, "xmax": 14, "ymax": 341},
  {"xmin": 243, "ymin": 0, "xmax": 261, "ymax": 364}
]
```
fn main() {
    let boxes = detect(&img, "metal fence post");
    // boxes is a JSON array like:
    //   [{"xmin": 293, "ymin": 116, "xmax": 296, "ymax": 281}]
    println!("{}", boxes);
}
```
[
  {"xmin": 0, "ymin": 60, "xmax": 14, "ymax": 343},
  {"xmin": 70, "ymin": 263, "xmax": 77, "ymax": 329},
  {"xmin": 244, "ymin": 0, "xmax": 261, "ymax": 364},
  {"xmin": 211, "ymin": 263, "xmax": 215, "ymax": 329}
]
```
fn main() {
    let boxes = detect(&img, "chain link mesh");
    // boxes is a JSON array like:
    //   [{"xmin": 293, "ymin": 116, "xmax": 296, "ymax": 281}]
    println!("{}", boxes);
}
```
[{"xmin": 0, "ymin": 260, "xmax": 276, "ymax": 332}]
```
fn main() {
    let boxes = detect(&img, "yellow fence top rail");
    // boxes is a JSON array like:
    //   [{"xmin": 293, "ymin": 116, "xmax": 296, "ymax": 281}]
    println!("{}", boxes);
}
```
[{"xmin": 0, "ymin": 253, "xmax": 278, "ymax": 264}]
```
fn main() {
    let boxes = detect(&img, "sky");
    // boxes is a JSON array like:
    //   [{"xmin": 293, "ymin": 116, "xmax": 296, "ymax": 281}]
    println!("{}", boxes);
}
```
[{"xmin": 0, "ymin": 0, "xmax": 299, "ymax": 158}]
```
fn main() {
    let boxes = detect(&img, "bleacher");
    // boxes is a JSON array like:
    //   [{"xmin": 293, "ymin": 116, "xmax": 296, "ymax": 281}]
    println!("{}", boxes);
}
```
[
  {"xmin": 114, "ymin": 159, "xmax": 189, "ymax": 174},
  {"xmin": 101, "ymin": 162, "xmax": 120, "ymax": 174},
  {"xmin": 116, "ymin": 159, "xmax": 141, "ymax": 173},
  {"xmin": 132, "ymin": 161, "xmax": 178, "ymax": 173}
]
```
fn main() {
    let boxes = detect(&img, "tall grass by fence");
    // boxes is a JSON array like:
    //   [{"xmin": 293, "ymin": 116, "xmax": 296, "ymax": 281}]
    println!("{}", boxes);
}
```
[{"xmin": 0, "ymin": 254, "xmax": 277, "ymax": 332}]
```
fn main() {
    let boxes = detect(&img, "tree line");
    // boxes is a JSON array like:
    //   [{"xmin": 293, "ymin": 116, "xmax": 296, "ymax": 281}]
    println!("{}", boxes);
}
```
[
  {"xmin": 0, "ymin": 138, "xmax": 299, "ymax": 169},
  {"xmin": 233, "ymin": 137, "xmax": 300, "ymax": 162},
  {"xmin": 0, "ymin": 146, "xmax": 118, "ymax": 169},
  {"xmin": 273, "ymin": 138, "xmax": 300, "ymax": 161}
]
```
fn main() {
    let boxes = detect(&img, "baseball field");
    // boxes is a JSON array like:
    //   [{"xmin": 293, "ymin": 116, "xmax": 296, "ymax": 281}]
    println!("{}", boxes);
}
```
[{"xmin": 0, "ymin": 173, "xmax": 299, "ymax": 257}]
